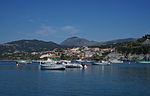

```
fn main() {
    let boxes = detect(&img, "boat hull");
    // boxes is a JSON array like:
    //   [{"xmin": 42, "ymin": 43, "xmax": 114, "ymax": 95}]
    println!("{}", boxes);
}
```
[
  {"xmin": 109, "ymin": 60, "xmax": 123, "ymax": 63},
  {"xmin": 93, "ymin": 61, "xmax": 111, "ymax": 65},
  {"xmin": 40, "ymin": 64, "xmax": 65, "ymax": 70},
  {"xmin": 41, "ymin": 67, "xmax": 65, "ymax": 70},
  {"xmin": 138, "ymin": 61, "xmax": 150, "ymax": 64},
  {"xmin": 62, "ymin": 61, "xmax": 84, "ymax": 68},
  {"xmin": 65, "ymin": 64, "xmax": 83, "ymax": 68},
  {"xmin": 93, "ymin": 63, "xmax": 110, "ymax": 65},
  {"xmin": 16, "ymin": 60, "xmax": 32, "ymax": 64}
]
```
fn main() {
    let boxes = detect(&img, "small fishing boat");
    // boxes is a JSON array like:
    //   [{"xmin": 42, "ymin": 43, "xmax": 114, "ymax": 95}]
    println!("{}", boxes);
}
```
[
  {"xmin": 109, "ymin": 59, "xmax": 123, "ymax": 64},
  {"xmin": 93, "ymin": 60, "xmax": 111, "ymax": 65},
  {"xmin": 40, "ymin": 63, "xmax": 65, "ymax": 70},
  {"xmin": 40, "ymin": 58, "xmax": 65, "ymax": 70},
  {"xmin": 16, "ymin": 60, "xmax": 32, "ymax": 64},
  {"xmin": 62, "ymin": 60, "xmax": 85, "ymax": 68},
  {"xmin": 138, "ymin": 61, "xmax": 150, "ymax": 64}
]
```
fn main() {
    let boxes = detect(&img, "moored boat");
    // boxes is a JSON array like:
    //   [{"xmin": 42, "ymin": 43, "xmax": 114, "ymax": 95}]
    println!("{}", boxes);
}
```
[
  {"xmin": 109, "ymin": 59, "xmax": 123, "ymax": 64},
  {"xmin": 16, "ymin": 60, "xmax": 32, "ymax": 64},
  {"xmin": 93, "ymin": 60, "xmax": 111, "ymax": 65},
  {"xmin": 62, "ymin": 60, "xmax": 85, "ymax": 68},
  {"xmin": 40, "ymin": 63, "xmax": 65, "ymax": 70},
  {"xmin": 138, "ymin": 61, "xmax": 150, "ymax": 64},
  {"xmin": 40, "ymin": 58, "xmax": 65, "ymax": 70}
]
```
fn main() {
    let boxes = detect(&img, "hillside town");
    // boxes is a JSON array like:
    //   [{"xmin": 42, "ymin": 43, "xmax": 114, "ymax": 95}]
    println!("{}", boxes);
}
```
[
  {"xmin": 0, "ymin": 35, "xmax": 149, "ymax": 62},
  {"xmin": 1, "ymin": 45, "xmax": 149, "ymax": 62}
]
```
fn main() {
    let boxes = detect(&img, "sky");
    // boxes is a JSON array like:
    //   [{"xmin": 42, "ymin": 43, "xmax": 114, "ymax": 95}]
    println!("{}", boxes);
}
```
[{"xmin": 0, "ymin": 0, "xmax": 150, "ymax": 44}]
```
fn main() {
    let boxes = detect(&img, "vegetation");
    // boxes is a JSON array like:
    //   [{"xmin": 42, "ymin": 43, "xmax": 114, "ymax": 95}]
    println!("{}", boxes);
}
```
[
  {"xmin": 0, "ymin": 53, "xmax": 41, "ymax": 60},
  {"xmin": 0, "ymin": 39, "xmax": 60, "ymax": 53},
  {"xmin": 0, "ymin": 34, "xmax": 149, "ymax": 60},
  {"xmin": 116, "ymin": 34, "xmax": 150, "ymax": 55}
]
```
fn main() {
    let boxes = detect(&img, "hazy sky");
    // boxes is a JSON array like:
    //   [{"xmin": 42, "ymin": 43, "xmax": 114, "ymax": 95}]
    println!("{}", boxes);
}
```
[{"xmin": 0, "ymin": 0, "xmax": 150, "ymax": 43}]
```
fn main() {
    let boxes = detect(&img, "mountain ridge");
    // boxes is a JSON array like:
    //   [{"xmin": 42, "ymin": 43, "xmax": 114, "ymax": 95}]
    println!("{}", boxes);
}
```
[
  {"xmin": 0, "ymin": 39, "xmax": 60, "ymax": 53},
  {"xmin": 61, "ymin": 37, "xmax": 102, "ymax": 47},
  {"xmin": 60, "ymin": 37, "xmax": 100, "ymax": 46},
  {"xmin": 61, "ymin": 37, "xmax": 136, "ymax": 47},
  {"xmin": 0, "ymin": 37, "xmax": 137, "ymax": 53}
]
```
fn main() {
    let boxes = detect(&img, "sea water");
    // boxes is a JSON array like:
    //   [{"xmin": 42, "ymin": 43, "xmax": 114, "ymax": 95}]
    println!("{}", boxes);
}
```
[{"xmin": 0, "ymin": 61, "xmax": 150, "ymax": 96}]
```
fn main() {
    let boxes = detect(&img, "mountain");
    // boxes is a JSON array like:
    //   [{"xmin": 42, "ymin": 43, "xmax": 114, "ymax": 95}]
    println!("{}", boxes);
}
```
[
  {"xmin": 103, "ymin": 38, "xmax": 136, "ymax": 45},
  {"xmin": 60, "ymin": 37, "xmax": 136, "ymax": 47},
  {"xmin": 0, "ymin": 39, "xmax": 60, "ymax": 53},
  {"xmin": 0, "ymin": 37, "xmax": 139, "ymax": 54},
  {"xmin": 60, "ymin": 37, "xmax": 101, "ymax": 47},
  {"xmin": 116, "ymin": 34, "xmax": 150, "ymax": 54}
]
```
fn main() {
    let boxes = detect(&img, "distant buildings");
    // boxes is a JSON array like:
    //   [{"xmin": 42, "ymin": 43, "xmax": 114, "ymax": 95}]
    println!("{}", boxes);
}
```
[{"xmin": 38, "ymin": 46, "xmax": 114, "ymax": 60}]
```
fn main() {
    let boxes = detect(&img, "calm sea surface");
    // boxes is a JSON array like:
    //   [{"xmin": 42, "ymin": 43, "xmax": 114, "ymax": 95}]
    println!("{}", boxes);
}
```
[{"xmin": 0, "ymin": 61, "xmax": 150, "ymax": 96}]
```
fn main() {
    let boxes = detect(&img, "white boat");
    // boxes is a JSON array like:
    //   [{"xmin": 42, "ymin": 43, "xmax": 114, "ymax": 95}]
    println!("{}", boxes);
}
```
[
  {"xmin": 62, "ymin": 60, "xmax": 86, "ymax": 68},
  {"xmin": 109, "ymin": 59, "xmax": 123, "ymax": 63},
  {"xmin": 93, "ymin": 60, "xmax": 111, "ymax": 65},
  {"xmin": 138, "ymin": 61, "xmax": 150, "ymax": 64},
  {"xmin": 40, "ymin": 63, "xmax": 65, "ymax": 70},
  {"xmin": 40, "ymin": 59, "xmax": 65, "ymax": 70},
  {"xmin": 16, "ymin": 60, "xmax": 32, "ymax": 66},
  {"xmin": 16, "ymin": 60, "xmax": 32, "ymax": 64}
]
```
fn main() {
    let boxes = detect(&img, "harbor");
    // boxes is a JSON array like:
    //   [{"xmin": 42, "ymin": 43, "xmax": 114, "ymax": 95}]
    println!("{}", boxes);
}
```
[
  {"xmin": 0, "ymin": 0, "xmax": 150, "ymax": 96},
  {"xmin": 0, "ymin": 61, "xmax": 150, "ymax": 96}
]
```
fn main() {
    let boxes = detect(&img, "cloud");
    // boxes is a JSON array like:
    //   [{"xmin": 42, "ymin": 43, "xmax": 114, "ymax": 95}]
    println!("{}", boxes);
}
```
[
  {"xmin": 35, "ymin": 26, "xmax": 57, "ymax": 36},
  {"xmin": 35, "ymin": 25, "xmax": 80, "ymax": 36},
  {"xmin": 61, "ymin": 25, "xmax": 79, "ymax": 34}
]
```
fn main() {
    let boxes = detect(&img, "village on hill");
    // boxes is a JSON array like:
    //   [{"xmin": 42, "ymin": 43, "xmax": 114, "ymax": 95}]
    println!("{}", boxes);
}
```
[{"xmin": 0, "ymin": 35, "xmax": 149, "ymax": 62}]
